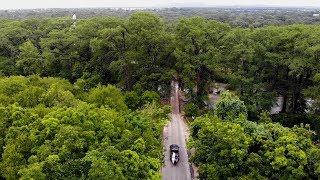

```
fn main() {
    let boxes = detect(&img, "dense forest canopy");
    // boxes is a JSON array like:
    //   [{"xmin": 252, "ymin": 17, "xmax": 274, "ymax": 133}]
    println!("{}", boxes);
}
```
[
  {"xmin": 0, "ymin": 10, "xmax": 320, "ymax": 179},
  {"xmin": 0, "ymin": 75, "xmax": 169, "ymax": 179}
]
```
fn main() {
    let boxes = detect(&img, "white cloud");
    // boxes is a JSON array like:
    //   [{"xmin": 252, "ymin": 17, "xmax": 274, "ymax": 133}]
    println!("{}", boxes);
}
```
[{"xmin": 0, "ymin": 0, "xmax": 319, "ymax": 9}]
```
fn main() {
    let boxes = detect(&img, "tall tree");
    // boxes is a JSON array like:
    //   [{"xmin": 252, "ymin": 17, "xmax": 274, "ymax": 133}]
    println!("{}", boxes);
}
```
[
  {"xmin": 41, "ymin": 28, "xmax": 79, "ymax": 81},
  {"xmin": 174, "ymin": 17, "xmax": 230, "ymax": 106},
  {"xmin": 16, "ymin": 40, "xmax": 42, "ymax": 75}
]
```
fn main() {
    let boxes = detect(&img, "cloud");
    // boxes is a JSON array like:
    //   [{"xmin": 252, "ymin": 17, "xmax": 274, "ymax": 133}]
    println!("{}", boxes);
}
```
[{"xmin": 1, "ymin": 0, "xmax": 320, "ymax": 9}]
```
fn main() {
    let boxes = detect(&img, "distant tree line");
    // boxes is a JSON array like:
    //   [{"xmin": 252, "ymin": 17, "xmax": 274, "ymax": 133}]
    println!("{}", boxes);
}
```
[{"xmin": 1, "ymin": 7, "xmax": 320, "ymax": 27}]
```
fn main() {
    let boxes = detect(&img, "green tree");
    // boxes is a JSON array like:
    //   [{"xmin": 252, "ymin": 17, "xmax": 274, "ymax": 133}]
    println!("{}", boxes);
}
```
[
  {"xmin": 41, "ymin": 29, "xmax": 80, "ymax": 81},
  {"xmin": 214, "ymin": 91, "xmax": 247, "ymax": 120},
  {"xmin": 86, "ymin": 85, "xmax": 128, "ymax": 112},
  {"xmin": 174, "ymin": 17, "xmax": 230, "ymax": 106},
  {"xmin": 190, "ymin": 115, "xmax": 320, "ymax": 179},
  {"xmin": 16, "ymin": 40, "xmax": 42, "ymax": 75}
]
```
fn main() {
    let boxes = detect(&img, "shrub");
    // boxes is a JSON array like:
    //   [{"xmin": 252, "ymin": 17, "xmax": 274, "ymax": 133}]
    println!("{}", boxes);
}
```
[
  {"xmin": 141, "ymin": 91, "xmax": 160, "ymax": 105},
  {"xmin": 214, "ymin": 91, "xmax": 247, "ymax": 120},
  {"xmin": 124, "ymin": 91, "xmax": 161, "ymax": 111},
  {"xmin": 271, "ymin": 113, "xmax": 320, "ymax": 141},
  {"xmin": 86, "ymin": 85, "xmax": 128, "ymax": 112},
  {"xmin": 184, "ymin": 102, "xmax": 200, "ymax": 118},
  {"xmin": 40, "ymin": 83, "xmax": 76, "ymax": 107},
  {"xmin": 124, "ymin": 91, "xmax": 141, "ymax": 110}
]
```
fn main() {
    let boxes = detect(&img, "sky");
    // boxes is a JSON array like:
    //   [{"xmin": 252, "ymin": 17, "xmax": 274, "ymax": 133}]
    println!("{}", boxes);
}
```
[{"xmin": 1, "ymin": 0, "xmax": 320, "ymax": 9}]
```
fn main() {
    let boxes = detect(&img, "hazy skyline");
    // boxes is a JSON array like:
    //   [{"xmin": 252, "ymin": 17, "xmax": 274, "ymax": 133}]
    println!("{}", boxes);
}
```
[{"xmin": 1, "ymin": 0, "xmax": 320, "ymax": 9}]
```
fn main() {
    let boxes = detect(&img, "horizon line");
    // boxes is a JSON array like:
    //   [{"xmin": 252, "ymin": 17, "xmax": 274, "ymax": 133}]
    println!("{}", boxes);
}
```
[{"xmin": 1, "ymin": 5, "xmax": 320, "ymax": 11}]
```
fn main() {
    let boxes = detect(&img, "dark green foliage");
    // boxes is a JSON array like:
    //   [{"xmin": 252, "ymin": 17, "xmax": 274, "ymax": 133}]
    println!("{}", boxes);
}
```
[
  {"xmin": 141, "ymin": 91, "xmax": 161, "ymax": 105},
  {"xmin": 184, "ymin": 102, "xmax": 200, "ymax": 118},
  {"xmin": 124, "ymin": 91, "xmax": 141, "ymax": 110},
  {"xmin": 217, "ymin": 25, "xmax": 320, "ymax": 115},
  {"xmin": 0, "ymin": 13, "xmax": 174, "ymax": 96},
  {"xmin": 174, "ymin": 16, "xmax": 230, "ymax": 104},
  {"xmin": 124, "ymin": 91, "xmax": 161, "ymax": 111},
  {"xmin": 1, "ymin": 8, "xmax": 320, "ymax": 28},
  {"xmin": 304, "ymin": 73, "xmax": 320, "ymax": 113},
  {"xmin": 0, "ymin": 14, "xmax": 319, "ymax": 116},
  {"xmin": 271, "ymin": 113, "xmax": 320, "ymax": 141}
]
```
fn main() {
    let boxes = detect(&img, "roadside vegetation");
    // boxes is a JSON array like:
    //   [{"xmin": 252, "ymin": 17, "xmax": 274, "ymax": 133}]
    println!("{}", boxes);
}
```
[{"xmin": 189, "ymin": 92, "xmax": 320, "ymax": 179}]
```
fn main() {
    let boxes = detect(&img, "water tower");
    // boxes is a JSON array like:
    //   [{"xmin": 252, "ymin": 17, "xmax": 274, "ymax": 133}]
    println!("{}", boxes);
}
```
[{"xmin": 72, "ymin": 14, "xmax": 77, "ymax": 20}]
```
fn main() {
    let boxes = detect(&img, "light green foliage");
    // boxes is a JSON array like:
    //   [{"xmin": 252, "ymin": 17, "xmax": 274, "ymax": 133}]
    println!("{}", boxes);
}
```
[
  {"xmin": 15, "ymin": 86, "xmax": 45, "ymax": 107},
  {"xmin": 86, "ymin": 85, "xmax": 128, "ymax": 112},
  {"xmin": 41, "ymin": 83, "xmax": 76, "ymax": 107},
  {"xmin": 214, "ymin": 91, "xmax": 247, "ymax": 120},
  {"xmin": 258, "ymin": 111, "xmax": 272, "ymax": 123},
  {"xmin": 0, "ymin": 76, "xmax": 168, "ymax": 179},
  {"xmin": 18, "ymin": 163, "xmax": 46, "ymax": 180},
  {"xmin": 190, "ymin": 115, "xmax": 320, "ymax": 179},
  {"xmin": 0, "ymin": 76, "xmax": 76, "ymax": 108}
]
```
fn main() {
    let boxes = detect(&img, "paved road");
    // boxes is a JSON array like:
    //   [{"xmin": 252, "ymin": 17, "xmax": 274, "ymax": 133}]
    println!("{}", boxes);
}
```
[
  {"xmin": 161, "ymin": 81, "xmax": 192, "ymax": 180},
  {"xmin": 208, "ymin": 83, "xmax": 228, "ymax": 108}
]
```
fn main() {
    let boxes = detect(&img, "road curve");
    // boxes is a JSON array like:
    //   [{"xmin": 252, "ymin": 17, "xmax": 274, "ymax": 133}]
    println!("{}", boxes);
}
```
[{"xmin": 161, "ymin": 81, "xmax": 192, "ymax": 180}]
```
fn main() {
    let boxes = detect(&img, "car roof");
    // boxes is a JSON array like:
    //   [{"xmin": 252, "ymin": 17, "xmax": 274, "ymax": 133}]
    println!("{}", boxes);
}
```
[{"xmin": 170, "ymin": 144, "xmax": 179, "ymax": 149}]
